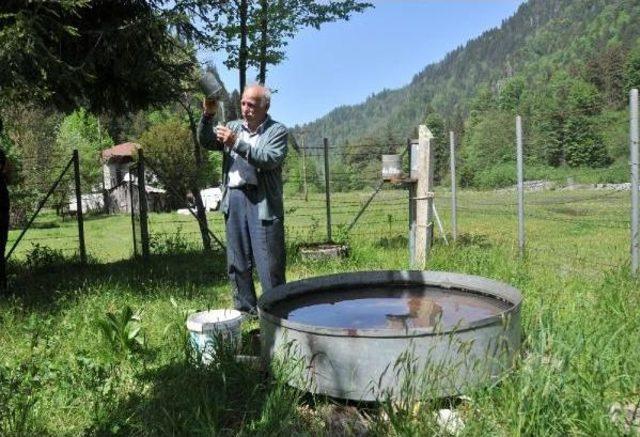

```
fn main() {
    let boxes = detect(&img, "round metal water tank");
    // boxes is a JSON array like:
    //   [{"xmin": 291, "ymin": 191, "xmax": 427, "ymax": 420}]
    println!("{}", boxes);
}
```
[{"xmin": 258, "ymin": 270, "xmax": 522, "ymax": 401}]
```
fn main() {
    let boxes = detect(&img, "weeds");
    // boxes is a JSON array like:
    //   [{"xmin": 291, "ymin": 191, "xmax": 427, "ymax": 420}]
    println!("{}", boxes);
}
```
[
  {"xmin": 0, "ymin": 360, "xmax": 44, "ymax": 436},
  {"xmin": 97, "ymin": 305, "xmax": 145, "ymax": 359},
  {"xmin": 25, "ymin": 243, "xmax": 67, "ymax": 270},
  {"xmin": 0, "ymin": 189, "xmax": 638, "ymax": 435},
  {"xmin": 150, "ymin": 226, "xmax": 196, "ymax": 255}
]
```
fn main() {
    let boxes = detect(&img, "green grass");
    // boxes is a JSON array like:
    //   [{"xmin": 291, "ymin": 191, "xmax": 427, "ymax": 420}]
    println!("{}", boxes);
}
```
[{"xmin": 1, "ymin": 188, "xmax": 638, "ymax": 435}]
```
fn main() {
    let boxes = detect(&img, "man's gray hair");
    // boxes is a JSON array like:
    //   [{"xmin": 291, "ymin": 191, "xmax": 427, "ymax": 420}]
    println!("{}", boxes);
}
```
[
  {"xmin": 246, "ymin": 83, "xmax": 271, "ymax": 108},
  {"xmin": 261, "ymin": 86, "xmax": 271, "ymax": 108}
]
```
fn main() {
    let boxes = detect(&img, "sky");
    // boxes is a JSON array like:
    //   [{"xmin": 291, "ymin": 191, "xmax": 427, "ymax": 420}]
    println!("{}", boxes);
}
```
[{"xmin": 198, "ymin": 0, "xmax": 526, "ymax": 128}]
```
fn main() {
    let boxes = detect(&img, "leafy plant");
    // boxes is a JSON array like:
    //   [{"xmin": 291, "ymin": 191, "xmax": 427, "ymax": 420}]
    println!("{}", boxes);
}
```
[
  {"xmin": 150, "ymin": 226, "xmax": 196, "ymax": 255},
  {"xmin": 333, "ymin": 224, "xmax": 350, "ymax": 244},
  {"xmin": 306, "ymin": 216, "xmax": 321, "ymax": 242},
  {"xmin": 24, "ymin": 244, "xmax": 66, "ymax": 270},
  {"xmin": 97, "ymin": 306, "xmax": 145, "ymax": 358},
  {"xmin": 139, "ymin": 117, "xmax": 219, "ymax": 209},
  {"xmin": 0, "ymin": 361, "xmax": 43, "ymax": 435},
  {"xmin": 55, "ymin": 108, "xmax": 114, "ymax": 192}
]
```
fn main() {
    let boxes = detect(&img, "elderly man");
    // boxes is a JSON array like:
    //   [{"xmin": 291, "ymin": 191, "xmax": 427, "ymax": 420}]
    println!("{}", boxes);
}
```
[{"xmin": 198, "ymin": 84, "xmax": 288, "ymax": 314}]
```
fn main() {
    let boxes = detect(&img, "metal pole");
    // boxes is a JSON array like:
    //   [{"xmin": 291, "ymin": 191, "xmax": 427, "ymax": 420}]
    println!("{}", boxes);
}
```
[
  {"xmin": 431, "ymin": 202, "xmax": 448, "ymax": 245},
  {"xmin": 323, "ymin": 138, "xmax": 332, "ymax": 242},
  {"xmin": 630, "ymin": 89, "xmax": 639, "ymax": 276},
  {"xmin": 5, "ymin": 156, "xmax": 75, "ymax": 261},
  {"xmin": 137, "ymin": 149, "xmax": 150, "ymax": 259},
  {"xmin": 449, "ymin": 131, "xmax": 457, "ymax": 242},
  {"xmin": 301, "ymin": 131, "xmax": 308, "ymax": 202},
  {"xmin": 516, "ymin": 116, "xmax": 525, "ymax": 258},
  {"xmin": 347, "ymin": 179, "xmax": 385, "ymax": 233},
  {"xmin": 72, "ymin": 149, "xmax": 87, "ymax": 264}
]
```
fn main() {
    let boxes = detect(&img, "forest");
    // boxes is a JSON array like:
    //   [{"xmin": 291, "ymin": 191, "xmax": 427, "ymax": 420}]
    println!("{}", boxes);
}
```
[
  {"xmin": 3, "ymin": 0, "xmax": 640, "ymax": 227},
  {"xmin": 297, "ymin": 0, "xmax": 640, "ymax": 189},
  {"xmin": 0, "ymin": 0, "xmax": 370, "ymax": 229}
]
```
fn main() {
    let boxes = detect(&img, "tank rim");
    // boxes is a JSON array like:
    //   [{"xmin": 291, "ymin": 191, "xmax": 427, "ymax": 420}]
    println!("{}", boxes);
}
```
[{"xmin": 258, "ymin": 270, "xmax": 522, "ymax": 338}]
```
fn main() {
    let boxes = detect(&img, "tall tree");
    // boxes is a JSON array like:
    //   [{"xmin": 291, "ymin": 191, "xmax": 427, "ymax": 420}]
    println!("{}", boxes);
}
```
[
  {"xmin": 584, "ymin": 43, "xmax": 627, "ymax": 108},
  {"xmin": 625, "ymin": 41, "xmax": 640, "ymax": 92},
  {"xmin": 56, "ymin": 108, "xmax": 114, "ymax": 191},
  {"xmin": 0, "ymin": 106, "xmax": 63, "ymax": 225},
  {"xmin": 1, "ymin": 0, "xmax": 224, "ymax": 248},
  {"xmin": 211, "ymin": 0, "xmax": 372, "ymax": 91},
  {"xmin": 0, "ymin": 0, "xmax": 220, "ymax": 127},
  {"xmin": 563, "ymin": 79, "xmax": 610, "ymax": 167},
  {"xmin": 51, "ymin": 108, "xmax": 114, "ymax": 215},
  {"xmin": 139, "ymin": 115, "xmax": 219, "ymax": 210},
  {"xmin": 424, "ymin": 112, "xmax": 447, "ymax": 183}
]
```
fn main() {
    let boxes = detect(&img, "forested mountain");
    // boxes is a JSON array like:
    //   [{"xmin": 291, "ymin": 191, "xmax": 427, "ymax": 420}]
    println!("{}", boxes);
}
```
[{"xmin": 295, "ymin": 0, "xmax": 640, "ymax": 187}]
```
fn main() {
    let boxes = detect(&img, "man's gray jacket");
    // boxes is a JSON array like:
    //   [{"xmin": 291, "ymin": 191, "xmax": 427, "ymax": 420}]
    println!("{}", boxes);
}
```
[{"xmin": 197, "ymin": 115, "xmax": 288, "ymax": 221}]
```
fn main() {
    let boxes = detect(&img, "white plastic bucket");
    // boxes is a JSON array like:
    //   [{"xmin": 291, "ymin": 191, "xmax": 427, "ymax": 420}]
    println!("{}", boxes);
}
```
[{"xmin": 187, "ymin": 309, "xmax": 243, "ymax": 364}]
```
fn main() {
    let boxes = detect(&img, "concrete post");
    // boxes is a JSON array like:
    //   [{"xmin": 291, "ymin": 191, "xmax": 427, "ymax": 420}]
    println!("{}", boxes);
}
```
[{"xmin": 414, "ymin": 125, "xmax": 434, "ymax": 268}]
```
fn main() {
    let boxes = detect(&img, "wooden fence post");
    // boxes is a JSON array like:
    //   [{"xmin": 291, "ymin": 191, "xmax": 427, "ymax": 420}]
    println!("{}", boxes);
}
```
[
  {"xmin": 137, "ymin": 149, "xmax": 150, "ymax": 259},
  {"xmin": 73, "ymin": 149, "xmax": 87, "ymax": 264}
]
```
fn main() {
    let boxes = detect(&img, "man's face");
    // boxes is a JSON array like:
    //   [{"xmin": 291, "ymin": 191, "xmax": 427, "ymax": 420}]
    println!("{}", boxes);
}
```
[{"xmin": 241, "ymin": 87, "xmax": 267, "ymax": 126}]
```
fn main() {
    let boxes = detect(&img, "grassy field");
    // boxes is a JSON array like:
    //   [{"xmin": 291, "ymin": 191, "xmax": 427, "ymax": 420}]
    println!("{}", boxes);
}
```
[{"xmin": 1, "ymin": 187, "xmax": 638, "ymax": 435}]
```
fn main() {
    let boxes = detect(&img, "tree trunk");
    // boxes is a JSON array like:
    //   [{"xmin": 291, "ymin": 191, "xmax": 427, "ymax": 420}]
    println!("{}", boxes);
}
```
[
  {"xmin": 190, "ymin": 187, "xmax": 212, "ymax": 252},
  {"xmin": 182, "ymin": 99, "xmax": 212, "ymax": 252},
  {"xmin": 258, "ymin": 0, "xmax": 268, "ymax": 84},
  {"xmin": 239, "ymin": 0, "xmax": 248, "ymax": 92}
]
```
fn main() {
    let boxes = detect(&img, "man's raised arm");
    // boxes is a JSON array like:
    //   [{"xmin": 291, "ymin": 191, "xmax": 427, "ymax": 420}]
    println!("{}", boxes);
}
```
[{"xmin": 197, "ymin": 98, "xmax": 224, "ymax": 151}]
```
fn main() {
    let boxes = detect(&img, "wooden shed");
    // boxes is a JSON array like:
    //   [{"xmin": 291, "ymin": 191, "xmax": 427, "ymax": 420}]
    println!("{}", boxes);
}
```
[{"xmin": 105, "ymin": 178, "xmax": 168, "ymax": 214}]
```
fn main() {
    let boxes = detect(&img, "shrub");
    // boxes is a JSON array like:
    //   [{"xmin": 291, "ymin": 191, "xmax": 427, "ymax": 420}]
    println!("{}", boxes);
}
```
[
  {"xmin": 24, "ymin": 244, "xmax": 66, "ymax": 270},
  {"xmin": 150, "ymin": 227, "xmax": 197, "ymax": 255},
  {"xmin": 474, "ymin": 163, "xmax": 517, "ymax": 188}
]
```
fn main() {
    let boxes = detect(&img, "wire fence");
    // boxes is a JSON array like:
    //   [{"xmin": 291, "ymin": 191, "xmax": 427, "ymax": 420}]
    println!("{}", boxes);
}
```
[
  {"xmin": 4, "ymin": 91, "xmax": 638, "ymax": 283},
  {"xmin": 5, "ymin": 145, "xmax": 634, "ymax": 279}
]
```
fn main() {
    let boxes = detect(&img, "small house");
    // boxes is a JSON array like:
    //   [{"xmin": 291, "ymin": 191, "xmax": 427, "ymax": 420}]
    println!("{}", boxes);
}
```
[
  {"xmin": 102, "ymin": 142, "xmax": 139, "ymax": 190},
  {"xmin": 101, "ymin": 143, "xmax": 167, "ymax": 213}
]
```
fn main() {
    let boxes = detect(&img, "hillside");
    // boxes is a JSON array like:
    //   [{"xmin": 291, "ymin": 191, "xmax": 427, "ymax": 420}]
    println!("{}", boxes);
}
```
[{"xmin": 296, "ymin": 0, "xmax": 640, "ymax": 176}]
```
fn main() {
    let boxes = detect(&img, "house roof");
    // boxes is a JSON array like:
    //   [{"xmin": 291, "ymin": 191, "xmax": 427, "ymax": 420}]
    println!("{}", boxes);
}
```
[{"xmin": 101, "ymin": 142, "xmax": 140, "ymax": 161}]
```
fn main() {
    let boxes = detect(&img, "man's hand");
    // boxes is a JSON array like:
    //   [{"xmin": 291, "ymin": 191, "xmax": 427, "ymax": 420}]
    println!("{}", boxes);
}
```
[
  {"xmin": 202, "ymin": 97, "xmax": 217, "ymax": 116},
  {"xmin": 216, "ymin": 126, "xmax": 236, "ymax": 148}
]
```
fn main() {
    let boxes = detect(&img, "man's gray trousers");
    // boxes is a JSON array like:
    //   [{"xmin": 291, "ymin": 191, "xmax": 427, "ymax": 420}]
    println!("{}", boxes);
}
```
[{"xmin": 225, "ymin": 186, "xmax": 286, "ymax": 312}]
